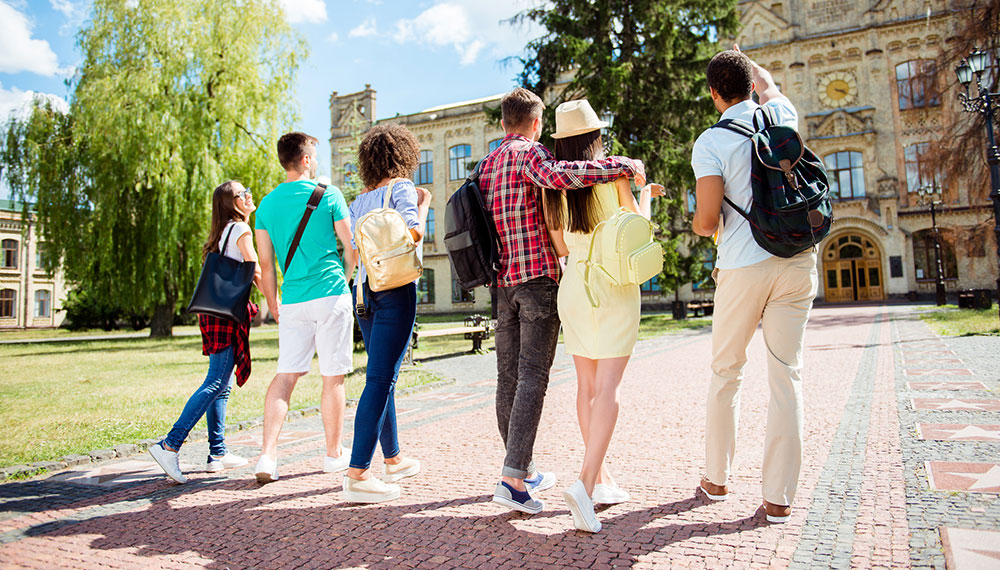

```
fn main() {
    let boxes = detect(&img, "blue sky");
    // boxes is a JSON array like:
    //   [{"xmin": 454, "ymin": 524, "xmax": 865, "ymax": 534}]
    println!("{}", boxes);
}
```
[{"xmin": 0, "ymin": 0, "xmax": 544, "ymax": 197}]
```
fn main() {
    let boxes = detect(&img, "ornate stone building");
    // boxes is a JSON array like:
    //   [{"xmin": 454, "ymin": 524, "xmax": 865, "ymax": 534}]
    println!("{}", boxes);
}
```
[
  {"xmin": 0, "ymin": 200, "xmax": 68, "ymax": 328},
  {"xmin": 329, "ymin": 86, "xmax": 503, "ymax": 314},
  {"xmin": 736, "ymin": 0, "xmax": 997, "ymax": 302}
]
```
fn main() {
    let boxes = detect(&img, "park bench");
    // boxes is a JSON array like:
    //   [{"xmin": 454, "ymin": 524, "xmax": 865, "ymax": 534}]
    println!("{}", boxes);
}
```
[
  {"xmin": 687, "ymin": 300, "xmax": 715, "ymax": 317},
  {"xmin": 403, "ymin": 315, "xmax": 494, "ymax": 365}
]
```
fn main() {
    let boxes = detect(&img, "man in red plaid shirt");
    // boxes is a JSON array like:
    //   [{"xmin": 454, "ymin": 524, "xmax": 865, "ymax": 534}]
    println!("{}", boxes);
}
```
[{"xmin": 481, "ymin": 88, "xmax": 645, "ymax": 514}]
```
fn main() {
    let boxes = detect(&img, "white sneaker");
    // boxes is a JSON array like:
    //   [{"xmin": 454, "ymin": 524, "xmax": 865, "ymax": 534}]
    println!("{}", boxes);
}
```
[
  {"xmin": 525, "ymin": 471, "xmax": 557, "ymax": 494},
  {"xmin": 206, "ymin": 453, "xmax": 249, "ymax": 472},
  {"xmin": 342, "ymin": 475, "xmax": 401, "ymax": 503},
  {"xmin": 563, "ymin": 480, "xmax": 601, "ymax": 533},
  {"xmin": 323, "ymin": 447, "xmax": 352, "ymax": 473},
  {"xmin": 254, "ymin": 454, "xmax": 278, "ymax": 484},
  {"xmin": 149, "ymin": 443, "xmax": 187, "ymax": 484},
  {"xmin": 382, "ymin": 456, "xmax": 420, "ymax": 483},
  {"xmin": 593, "ymin": 483, "xmax": 631, "ymax": 505}
]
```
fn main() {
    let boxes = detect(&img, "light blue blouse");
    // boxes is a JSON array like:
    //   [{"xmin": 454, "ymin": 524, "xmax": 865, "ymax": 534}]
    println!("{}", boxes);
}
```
[{"xmin": 348, "ymin": 179, "xmax": 422, "ymax": 287}]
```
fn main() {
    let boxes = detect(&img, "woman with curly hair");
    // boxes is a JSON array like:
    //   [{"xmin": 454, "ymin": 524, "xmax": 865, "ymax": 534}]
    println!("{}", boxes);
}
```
[{"xmin": 342, "ymin": 123, "xmax": 432, "ymax": 503}]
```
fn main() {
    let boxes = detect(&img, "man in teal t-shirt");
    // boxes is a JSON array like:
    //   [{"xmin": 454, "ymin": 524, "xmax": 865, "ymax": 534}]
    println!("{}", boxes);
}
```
[{"xmin": 253, "ymin": 131, "xmax": 357, "ymax": 484}]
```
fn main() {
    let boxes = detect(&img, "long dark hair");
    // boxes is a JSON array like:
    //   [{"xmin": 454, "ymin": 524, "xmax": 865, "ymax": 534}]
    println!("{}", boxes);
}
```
[
  {"xmin": 545, "ymin": 130, "xmax": 605, "ymax": 234},
  {"xmin": 202, "ymin": 181, "xmax": 242, "ymax": 262}
]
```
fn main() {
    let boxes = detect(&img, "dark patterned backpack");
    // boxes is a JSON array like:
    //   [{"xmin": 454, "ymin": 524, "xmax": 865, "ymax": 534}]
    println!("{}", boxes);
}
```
[{"xmin": 713, "ymin": 105, "xmax": 833, "ymax": 258}]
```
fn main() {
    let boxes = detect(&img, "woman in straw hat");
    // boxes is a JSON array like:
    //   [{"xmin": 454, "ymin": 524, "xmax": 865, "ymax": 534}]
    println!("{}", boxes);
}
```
[{"xmin": 542, "ymin": 99, "xmax": 664, "ymax": 533}]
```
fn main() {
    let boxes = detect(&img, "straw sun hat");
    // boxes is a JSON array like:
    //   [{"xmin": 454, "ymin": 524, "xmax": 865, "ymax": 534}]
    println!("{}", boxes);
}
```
[{"xmin": 551, "ymin": 99, "xmax": 608, "ymax": 139}]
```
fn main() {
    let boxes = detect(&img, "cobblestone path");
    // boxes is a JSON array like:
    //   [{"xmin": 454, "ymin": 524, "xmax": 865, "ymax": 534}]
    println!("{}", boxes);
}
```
[{"xmin": 0, "ymin": 305, "xmax": 997, "ymax": 569}]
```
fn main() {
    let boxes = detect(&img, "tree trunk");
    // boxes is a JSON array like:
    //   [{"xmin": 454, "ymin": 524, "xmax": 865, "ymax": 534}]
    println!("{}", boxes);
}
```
[{"xmin": 149, "ymin": 302, "xmax": 174, "ymax": 337}]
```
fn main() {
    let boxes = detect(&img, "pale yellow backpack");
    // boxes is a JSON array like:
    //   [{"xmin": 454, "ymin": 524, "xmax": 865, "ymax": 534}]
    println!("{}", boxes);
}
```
[
  {"xmin": 354, "ymin": 178, "xmax": 422, "ymax": 312},
  {"xmin": 579, "ymin": 207, "xmax": 663, "ymax": 307}
]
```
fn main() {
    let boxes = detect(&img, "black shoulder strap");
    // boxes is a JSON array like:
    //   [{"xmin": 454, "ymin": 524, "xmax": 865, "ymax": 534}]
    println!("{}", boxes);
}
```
[
  {"xmin": 752, "ymin": 105, "xmax": 778, "ymax": 131},
  {"xmin": 284, "ymin": 183, "xmax": 327, "ymax": 273},
  {"xmin": 219, "ymin": 223, "xmax": 237, "ymax": 254},
  {"xmin": 723, "ymin": 196, "xmax": 753, "ymax": 224},
  {"xmin": 712, "ymin": 118, "xmax": 755, "ymax": 138}
]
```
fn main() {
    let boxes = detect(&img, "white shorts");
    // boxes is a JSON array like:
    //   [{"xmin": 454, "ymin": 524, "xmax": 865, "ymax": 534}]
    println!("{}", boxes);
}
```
[{"xmin": 277, "ymin": 294, "xmax": 354, "ymax": 376}]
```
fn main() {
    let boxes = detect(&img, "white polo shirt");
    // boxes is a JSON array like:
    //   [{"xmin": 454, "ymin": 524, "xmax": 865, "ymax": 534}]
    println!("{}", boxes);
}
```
[{"xmin": 691, "ymin": 97, "xmax": 799, "ymax": 269}]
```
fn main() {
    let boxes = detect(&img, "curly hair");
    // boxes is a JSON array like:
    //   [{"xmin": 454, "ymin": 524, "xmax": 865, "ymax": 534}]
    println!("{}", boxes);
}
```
[
  {"xmin": 706, "ymin": 50, "xmax": 753, "ymax": 103},
  {"xmin": 357, "ymin": 124, "xmax": 421, "ymax": 189}
]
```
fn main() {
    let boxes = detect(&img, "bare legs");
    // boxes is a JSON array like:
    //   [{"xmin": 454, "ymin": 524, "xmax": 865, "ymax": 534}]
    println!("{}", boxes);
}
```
[
  {"xmin": 573, "ymin": 355, "xmax": 630, "ymax": 495},
  {"xmin": 261, "ymin": 372, "xmax": 346, "ymax": 458}
]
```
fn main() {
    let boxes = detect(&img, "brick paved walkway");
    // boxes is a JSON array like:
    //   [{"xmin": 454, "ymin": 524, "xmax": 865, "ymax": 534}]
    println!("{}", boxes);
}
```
[{"xmin": 1, "ymin": 305, "xmax": 998, "ymax": 569}]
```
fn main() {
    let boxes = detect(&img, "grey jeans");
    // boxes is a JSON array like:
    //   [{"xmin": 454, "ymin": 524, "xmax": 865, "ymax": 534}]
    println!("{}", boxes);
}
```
[{"xmin": 494, "ymin": 277, "xmax": 561, "ymax": 479}]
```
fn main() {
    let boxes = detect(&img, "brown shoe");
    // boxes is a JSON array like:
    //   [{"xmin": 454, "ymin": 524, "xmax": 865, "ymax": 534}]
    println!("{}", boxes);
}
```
[
  {"xmin": 699, "ymin": 477, "xmax": 729, "ymax": 501},
  {"xmin": 763, "ymin": 500, "xmax": 791, "ymax": 523}
]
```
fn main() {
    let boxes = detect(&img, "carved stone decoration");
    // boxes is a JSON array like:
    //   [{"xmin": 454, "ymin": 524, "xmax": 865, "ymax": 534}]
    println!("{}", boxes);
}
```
[
  {"xmin": 736, "ymin": 1, "xmax": 792, "ymax": 48},
  {"xmin": 834, "ymin": 215, "xmax": 891, "ymax": 237},
  {"xmin": 808, "ymin": 107, "xmax": 874, "ymax": 140},
  {"xmin": 876, "ymin": 176, "xmax": 899, "ymax": 199}
]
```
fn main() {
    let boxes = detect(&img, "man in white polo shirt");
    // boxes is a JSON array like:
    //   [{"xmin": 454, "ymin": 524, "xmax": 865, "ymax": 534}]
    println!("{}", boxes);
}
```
[{"xmin": 690, "ymin": 46, "xmax": 819, "ymax": 524}]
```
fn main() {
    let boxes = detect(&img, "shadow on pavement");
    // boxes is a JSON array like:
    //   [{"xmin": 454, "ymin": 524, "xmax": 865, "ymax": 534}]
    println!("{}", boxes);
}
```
[{"xmin": 17, "ymin": 479, "xmax": 766, "ymax": 568}]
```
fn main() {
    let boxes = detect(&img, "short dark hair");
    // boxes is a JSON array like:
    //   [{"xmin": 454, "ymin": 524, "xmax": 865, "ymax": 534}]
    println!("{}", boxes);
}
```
[
  {"xmin": 706, "ymin": 50, "xmax": 753, "ymax": 103},
  {"xmin": 277, "ymin": 132, "xmax": 318, "ymax": 172},
  {"xmin": 357, "ymin": 124, "xmax": 421, "ymax": 189},
  {"xmin": 501, "ymin": 88, "xmax": 545, "ymax": 131}
]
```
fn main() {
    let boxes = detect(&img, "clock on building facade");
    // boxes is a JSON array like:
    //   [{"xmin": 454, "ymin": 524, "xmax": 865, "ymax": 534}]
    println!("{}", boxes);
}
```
[{"xmin": 817, "ymin": 70, "xmax": 858, "ymax": 108}]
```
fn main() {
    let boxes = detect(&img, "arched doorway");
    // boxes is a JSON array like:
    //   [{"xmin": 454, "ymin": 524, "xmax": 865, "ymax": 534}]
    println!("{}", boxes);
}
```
[{"xmin": 822, "ymin": 233, "xmax": 885, "ymax": 302}]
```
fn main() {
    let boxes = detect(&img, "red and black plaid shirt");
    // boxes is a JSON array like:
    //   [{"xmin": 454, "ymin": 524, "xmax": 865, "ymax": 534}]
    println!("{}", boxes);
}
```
[
  {"xmin": 199, "ymin": 301, "xmax": 259, "ymax": 387},
  {"xmin": 478, "ymin": 134, "xmax": 644, "ymax": 287}
]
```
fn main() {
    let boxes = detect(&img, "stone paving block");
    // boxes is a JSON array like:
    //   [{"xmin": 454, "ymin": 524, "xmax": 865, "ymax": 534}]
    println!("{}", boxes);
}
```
[
  {"xmin": 911, "ymin": 399, "xmax": 1000, "ymax": 412},
  {"xmin": 907, "ymin": 381, "xmax": 988, "ymax": 391},
  {"xmin": 917, "ymin": 424, "xmax": 1000, "ymax": 442},
  {"xmin": 60, "ymin": 454, "xmax": 90, "ymax": 468},
  {"xmin": 87, "ymin": 448, "xmax": 116, "ymax": 462},
  {"xmin": 940, "ymin": 527, "xmax": 1000, "ymax": 569}
]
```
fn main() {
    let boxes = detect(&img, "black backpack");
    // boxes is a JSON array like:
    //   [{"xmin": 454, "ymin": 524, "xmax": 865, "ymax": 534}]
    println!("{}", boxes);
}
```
[
  {"xmin": 713, "ymin": 105, "xmax": 833, "ymax": 258},
  {"xmin": 444, "ymin": 166, "xmax": 502, "ymax": 289}
]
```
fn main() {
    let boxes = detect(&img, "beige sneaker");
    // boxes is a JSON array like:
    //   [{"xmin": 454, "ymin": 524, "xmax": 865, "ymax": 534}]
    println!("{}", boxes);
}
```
[
  {"xmin": 342, "ymin": 475, "xmax": 401, "ymax": 504},
  {"xmin": 383, "ymin": 456, "xmax": 420, "ymax": 483}
]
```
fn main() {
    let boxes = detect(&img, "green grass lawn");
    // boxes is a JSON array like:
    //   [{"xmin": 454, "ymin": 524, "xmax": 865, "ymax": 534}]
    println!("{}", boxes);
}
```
[
  {"xmin": 919, "ymin": 305, "xmax": 1000, "ymax": 336},
  {"xmin": 637, "ymin": 314, "xmax": 711, "ymax": 340},
  {"xmin": 0, "ymin": 325, "xmax": 198, "ymax": 341},
  {"xmin": 0, "ymin": 325, "xmax": 464, "ymax": 469}
]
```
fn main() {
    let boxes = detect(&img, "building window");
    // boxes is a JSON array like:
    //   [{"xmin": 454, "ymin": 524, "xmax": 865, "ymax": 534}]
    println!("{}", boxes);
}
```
[
  {"xmin": 896, "ymin": 60, "xmax": 939, "ymax": 110},
  {"xmin": 912, "ymin": 229, "xmax": 957, "ymax": 281},
  {"xmin": 0, "ymin": 289, "xmax": 14, "ymax": 318},
  {"xmin": 488, "ymin": 139, "xmax": 503, "ymax": 153},
  {"xmin": 415, "ymin": 150, "xmax": 433, "ymax": 185},
  {"xmin": 692, "ymin": 249, "xmax": 717, "ymax": 291},
  {"xmin": 903, "ymin": 142, "xmax": 942, "ymax": 194},
  {"xmin": 34, "ymin": 290, "xmax": 51, "ymax": 318},
  {"xmin": 452, "ymin": 276, "xmax": 475, "ymax": 303},
  {"xmin": 425, "ymin": 208, "xmax": 435, "ymax": 242},
  {"xmin": 824, "ymin": 151, "xmax": 866, "ymax": 200},
  {"xmin": 449, "ymin": 144, "xmax": 472, "ymax": 180},
  {"xmin": 640, "ymin": 277, "xmax": 661, "ymax": 294},
  {"xmin": 417, "ymin": 268, "xmax": 435, "ymax": 305},
  {"xmin": 35, "ymin": 248, "xmax": 44, "ymax": 270},
  {"xmin": 344, "ymin": 163, "xmax": 356, "ymax": 177},
  {"xmin": 2, "ymin": 239, "xmax": 17, "ymax": 269}
]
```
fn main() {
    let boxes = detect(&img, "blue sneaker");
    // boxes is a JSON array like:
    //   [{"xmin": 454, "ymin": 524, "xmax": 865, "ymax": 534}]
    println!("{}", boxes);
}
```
[
  {"xmin": 493, "ymin": 481, "xmax": 544, "ymax": 514},
  {"xmin": 525, "ymin": 471, "xmax": 556, "ymax": 494}
]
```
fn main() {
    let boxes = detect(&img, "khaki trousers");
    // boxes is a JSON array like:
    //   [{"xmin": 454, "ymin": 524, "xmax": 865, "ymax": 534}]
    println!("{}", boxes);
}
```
[{"xmin": 705, "ymin": 250, "xmax": 818, "ymax": 506}]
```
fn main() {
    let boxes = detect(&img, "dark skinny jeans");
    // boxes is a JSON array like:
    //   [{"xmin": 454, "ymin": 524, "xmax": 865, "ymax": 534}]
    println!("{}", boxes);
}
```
[
  {"xmin": 349, "ymin": 282, "xmax": 417, "ymax": 470},
  {"xmin": 494, "ymin": 277, "xmax": 561, "ymax": 479}
]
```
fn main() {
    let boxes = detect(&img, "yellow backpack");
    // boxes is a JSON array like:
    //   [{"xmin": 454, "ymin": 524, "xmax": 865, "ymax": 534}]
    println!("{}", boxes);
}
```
[
  {"xmin": 579, "ymin": 207, "xmax": 663, "ymax": 308},
  {"xmin": 354, "ymin": 178, "xmax": 423, "ymax": 311}
]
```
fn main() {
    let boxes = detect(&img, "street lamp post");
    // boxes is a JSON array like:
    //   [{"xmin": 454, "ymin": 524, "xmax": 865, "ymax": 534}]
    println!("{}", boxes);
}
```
[
  {"xmin": 956, "ymin": 48, "xmax": 1000, "ymax": 319},
  {"xmin": 916, "ymin": 184, "xmax": 947, "ymax": 306}
]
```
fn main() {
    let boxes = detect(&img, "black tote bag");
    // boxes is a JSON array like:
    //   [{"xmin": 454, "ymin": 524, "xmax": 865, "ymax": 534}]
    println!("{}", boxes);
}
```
[{"xmin": 186, "ymin": 225, "xmax": 255, "ymax": 323}]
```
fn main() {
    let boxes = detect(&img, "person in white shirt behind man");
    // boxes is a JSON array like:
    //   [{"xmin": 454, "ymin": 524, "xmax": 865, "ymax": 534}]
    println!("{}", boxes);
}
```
[{"xmin": 690, "ymin": 45, "xmax": 819, "ymax": 524}]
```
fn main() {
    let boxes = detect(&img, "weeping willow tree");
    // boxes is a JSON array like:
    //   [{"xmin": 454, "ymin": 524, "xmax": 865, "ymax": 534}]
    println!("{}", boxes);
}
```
[
  {"xmin": 513, "ymin": 0, "xmax": 740, "ymax": 303},
  {"xmin": 1, "ymin": 0, "xmax": 304, "ymax": 335}
]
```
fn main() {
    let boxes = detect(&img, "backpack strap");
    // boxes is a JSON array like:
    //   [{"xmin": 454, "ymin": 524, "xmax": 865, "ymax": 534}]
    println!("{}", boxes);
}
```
[
  {"xmin": 284, "ymin": 183, "xmax": 327, "ymax": 273},
  {"xmin": 712, "ymin": 118, "xmax": 755, "ymax": 138},
  {"xmin": 752, "ymin": 105, "xmax": 778, "ymax": 131},
  {"xmin": 382, "ymin": 178, "xmax": 402, "ymax": 209},
  {"xmin": 723, "ymin": 196, "xmax": 753, "ymax": 225}
]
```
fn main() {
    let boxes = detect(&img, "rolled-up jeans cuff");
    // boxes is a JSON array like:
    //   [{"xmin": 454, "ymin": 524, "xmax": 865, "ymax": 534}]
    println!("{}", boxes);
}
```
[{"xmin": 502, "ymin": 465, "xmax": 529, "ymax": 479}]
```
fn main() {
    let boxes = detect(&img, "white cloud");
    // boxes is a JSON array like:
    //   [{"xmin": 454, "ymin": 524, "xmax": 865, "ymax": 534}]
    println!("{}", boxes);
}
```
[
  {"xmin": 327, "ymin": 31, "xmax": 339, "ymax": 42},
  {"xmin": 349, "ymin": 17, "xmax": 377, "ymax": 38},
  {"xmin": 394, "ymin": 1, "xmax": 542, "ymax": 66},
  {"xmin": 0, "ymin": 83, "xmax": 69, "ymax": 123},
  {"xmin": 0, "ymin": 1, "xmax": 62, "ymax": 76},
  {"xmin": 49, "ymin": 0, "xmax": 88, "ymax": 35},
  {"xmin": 279, "ymin": 0, "xmax": 328, "ymax": 24}
]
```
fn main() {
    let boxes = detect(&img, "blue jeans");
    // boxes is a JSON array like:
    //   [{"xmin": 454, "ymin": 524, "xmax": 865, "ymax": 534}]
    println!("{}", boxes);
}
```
[
  {"xmin": 350, "ymin": 282, "xmax": 417, "ymax": 470},
  {"xmin": 162, "ymin": 346, "xmax": 235, "ymax": 457}
]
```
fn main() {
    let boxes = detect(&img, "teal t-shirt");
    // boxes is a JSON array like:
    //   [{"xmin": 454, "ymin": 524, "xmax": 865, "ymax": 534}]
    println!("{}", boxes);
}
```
[{"xmin": 255, "ymin": 180, "xmax": 350, "ymax": 304}]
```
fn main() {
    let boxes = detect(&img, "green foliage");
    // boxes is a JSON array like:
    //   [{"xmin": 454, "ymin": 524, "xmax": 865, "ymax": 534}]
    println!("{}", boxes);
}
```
[
  {"xmin": 1, "ymin": 0, "xmax": 304, "ymax": 335},
  {"xmin": 514, "ymin": 0, "xmax": 739, "ymax": 296}
]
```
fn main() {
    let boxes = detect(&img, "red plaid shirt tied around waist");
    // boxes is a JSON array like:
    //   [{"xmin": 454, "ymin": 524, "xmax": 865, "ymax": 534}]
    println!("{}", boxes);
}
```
[
  {"xmin": 478, "ymin": 134, "xmax": 644, "ymax": 287},
  {"xmin": 199, "ymin": 301, "xmax": 259, "ymax": 387}
]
